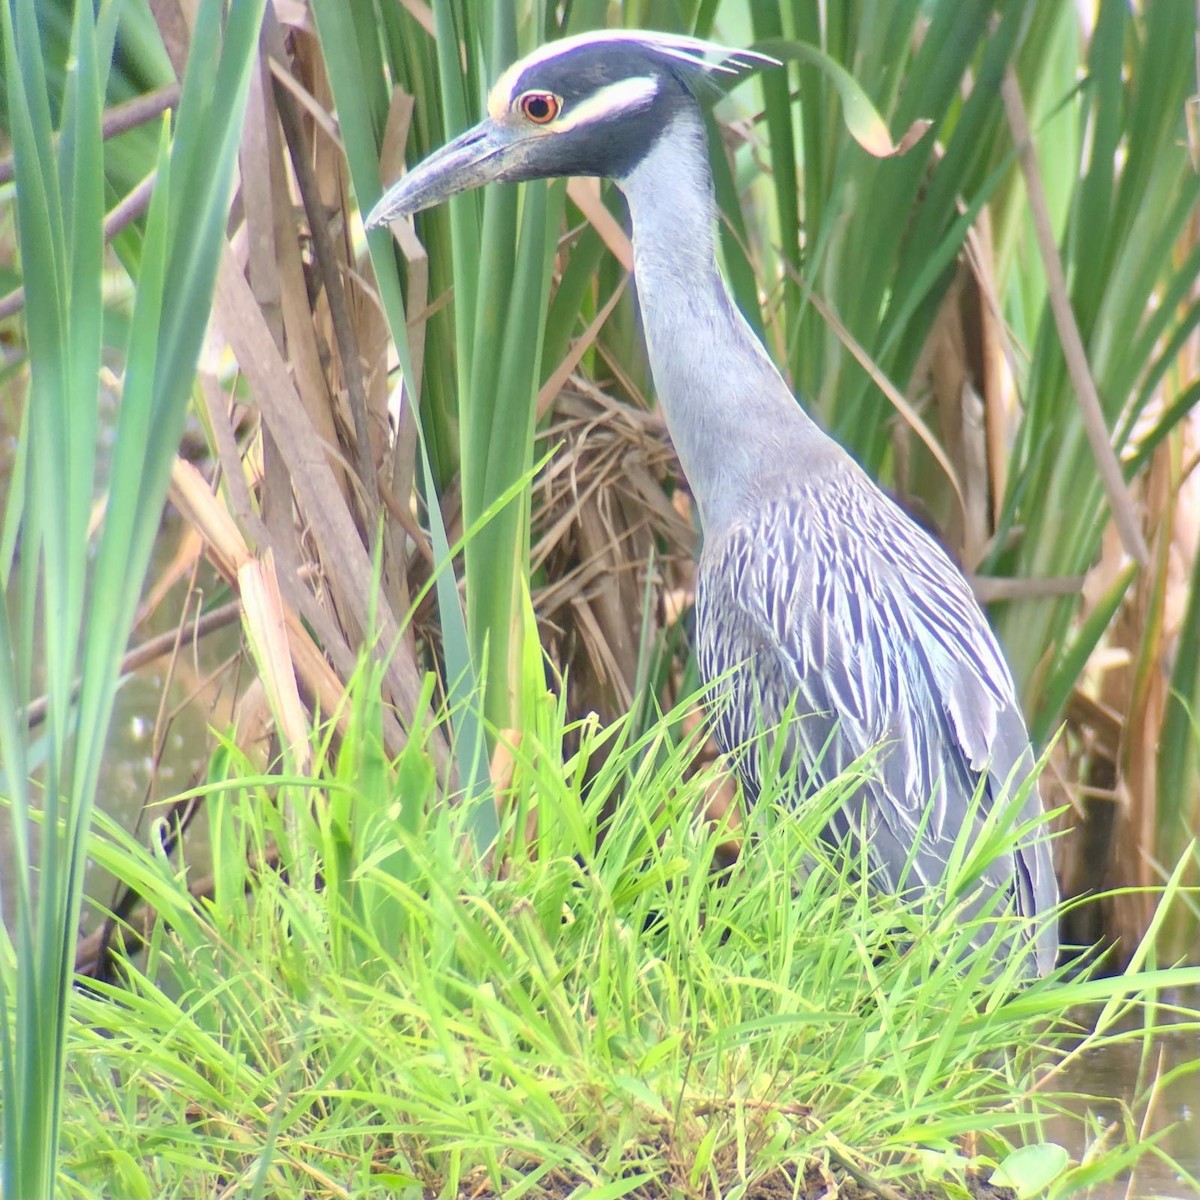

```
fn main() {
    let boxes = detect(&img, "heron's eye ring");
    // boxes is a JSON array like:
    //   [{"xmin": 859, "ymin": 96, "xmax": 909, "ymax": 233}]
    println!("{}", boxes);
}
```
[{"xmin": 518, "ymin": 91, "xmax": 561, "ymax": 125}]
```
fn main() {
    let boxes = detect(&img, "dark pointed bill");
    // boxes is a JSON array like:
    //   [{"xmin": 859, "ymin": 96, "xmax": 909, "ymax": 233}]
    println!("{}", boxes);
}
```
[{"xmin": 364, "ymin": 119, "xmax": 522, "ymax": 229}]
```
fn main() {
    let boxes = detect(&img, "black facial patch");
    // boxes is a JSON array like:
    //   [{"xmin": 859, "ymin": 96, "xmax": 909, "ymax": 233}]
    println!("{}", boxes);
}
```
[{"xmin": 507, "ymin": 42, "xmax": 703, "ymax": 179}]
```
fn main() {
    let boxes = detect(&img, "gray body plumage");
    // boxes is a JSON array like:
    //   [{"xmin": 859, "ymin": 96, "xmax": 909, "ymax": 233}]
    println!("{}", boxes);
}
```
[
  {"xmin": 366, "ymin": 31, "xmax": 1059, "ymax": 976},
  {"xmin": 697, "ymin": 479, "xmax": 1046, "ymax": 957}
]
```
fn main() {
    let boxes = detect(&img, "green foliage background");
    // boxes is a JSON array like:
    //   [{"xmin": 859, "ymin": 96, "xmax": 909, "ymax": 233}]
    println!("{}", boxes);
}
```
[{"xmin": 0, "ymin": 0, "xmax": 1198, "ymax": 1195}]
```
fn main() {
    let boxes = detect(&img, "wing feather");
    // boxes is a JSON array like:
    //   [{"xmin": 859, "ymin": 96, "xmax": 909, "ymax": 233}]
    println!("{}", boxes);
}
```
[{"xmin": 696, "ymin": 470, "xmax": 1057, "ymax": 971}]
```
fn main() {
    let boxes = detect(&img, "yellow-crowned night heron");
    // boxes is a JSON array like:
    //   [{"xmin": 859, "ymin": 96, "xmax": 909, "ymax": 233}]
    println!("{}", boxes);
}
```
[{"xmin": 367, "ymin": 31, "xmax": 1059, "ymax": 975}]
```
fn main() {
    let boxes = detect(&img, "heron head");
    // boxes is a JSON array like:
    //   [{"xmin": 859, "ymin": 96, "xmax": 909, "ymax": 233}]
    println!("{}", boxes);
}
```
[{"xmin": 364, "ymin": 31, "xmax": 773, "ymax": 228}]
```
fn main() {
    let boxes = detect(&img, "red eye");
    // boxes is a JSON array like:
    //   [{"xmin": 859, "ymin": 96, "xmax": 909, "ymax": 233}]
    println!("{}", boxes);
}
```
[{"xmin": 519, "ymin": 91, "xmax": 561, "ymax": 125}]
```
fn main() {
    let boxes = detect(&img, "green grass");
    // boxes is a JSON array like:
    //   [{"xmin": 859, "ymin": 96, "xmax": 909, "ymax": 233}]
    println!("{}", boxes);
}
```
[
  {"xmin": 52, "ymin": 663, "xmax": 1200, "ymax": 1199},
  {"xmin": 2, "ymin": 2, "xmax": 1199, "ymax": 1195}
]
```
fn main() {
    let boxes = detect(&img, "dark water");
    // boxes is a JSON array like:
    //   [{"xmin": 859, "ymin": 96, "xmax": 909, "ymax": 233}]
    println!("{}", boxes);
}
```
[
  {"xmin": 0, "ymin": 516, "xmax": 233, "ymax": 927},
  {"xmin": 1050, "ymin": 1004, "xmax": 1199, "ymax": 1198}
]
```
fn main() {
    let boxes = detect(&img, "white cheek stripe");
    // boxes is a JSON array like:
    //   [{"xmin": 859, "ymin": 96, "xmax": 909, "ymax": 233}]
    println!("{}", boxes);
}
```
[
  {"xmin": 489, "ymin": 73, "xmax": 658, "ymax": 127},
  {"xmin": 553, "ymin": 76, "xmax": 658, "ymax": 131}
]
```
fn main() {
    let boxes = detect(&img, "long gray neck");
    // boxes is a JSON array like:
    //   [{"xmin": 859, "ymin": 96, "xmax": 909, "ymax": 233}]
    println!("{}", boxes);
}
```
[{"xmin": 617, "ymin": 107, "xmax": 835, "ymax": 534}]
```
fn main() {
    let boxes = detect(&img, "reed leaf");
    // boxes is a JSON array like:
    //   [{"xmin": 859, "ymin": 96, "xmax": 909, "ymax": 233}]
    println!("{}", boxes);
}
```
[{"xmin": 0, "ymin": 1, "xmax": 265, "ymax": 1192}]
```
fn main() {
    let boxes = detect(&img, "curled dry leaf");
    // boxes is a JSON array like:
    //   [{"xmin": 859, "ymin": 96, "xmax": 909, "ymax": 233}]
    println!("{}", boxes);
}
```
[
  {"xmin": 883, "ymin": 118, "xmax": 933, "ymax": 158},
  {"xmin": 754, "ymin": 39, "xmax": 932, "ymax": 158}
]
